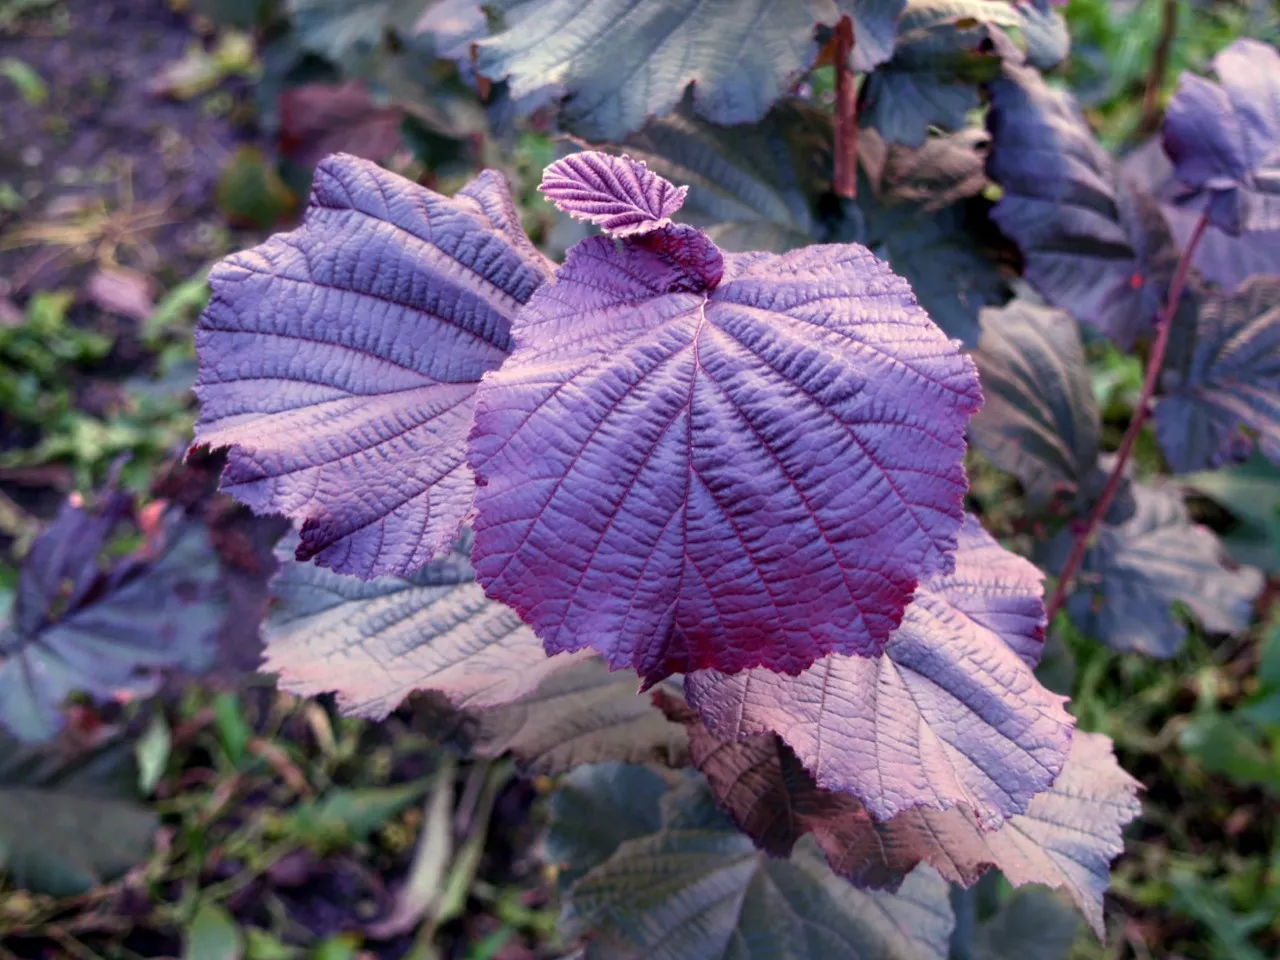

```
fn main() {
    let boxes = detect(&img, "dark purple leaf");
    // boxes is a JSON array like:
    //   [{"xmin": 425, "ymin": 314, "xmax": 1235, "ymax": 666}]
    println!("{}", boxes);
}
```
[
  {"xmin": 833, "ymin": 0, "xmax": 909, "ymax": 73},
  {"xmin": 1156, "ymin": 276, "xmax": 1280, "ymax": 473},
  {"xmin": 278, "ymin": 82, "xmax": 406, "ymax": 168},
  {"xmin": 560, "ymin": 767, "xmax": 956, "ymax": 960},
  {"xmin": 667, "ymin": 699, "xmax": 1136, "ymax": 940},
  {"xmin": 970, "ymin": 301, "xmax": 1100, "ymax": 507},
  {"xmin": 861, "ymin": 127, "xmax": 992, "ymax": 212},
  {"xmin": 263, "ymin": 530, "xmax": 590, "ymax": 719},
  {"xmin": 540, "ymin": 152, "xmax": 688, "ymax": 237},
  {"xmin": 193, "ymin": 154, "xmax": 552, "ymax": 578},
  {"xmin": 685, "ymin": 516, "xmax": 1071, "ymax": 828},
  {"xmin": 1040, "ymin": 483, "xmax": 1263, "ymax": 657},
  {"xmin": 1163, "ymin": 39, "xmax": 1280, "ymax": 236},
  {"xmin": 469, "ymin": 233, "xmax": 982, "ymax": 682},
  {"xmin": 987, "ymin": 64, "xmax": 1179, "ymax": 349},
  {"xmin": 474, "ymin": 0, "xmax": 827, "ymax": 141},
  {"xmin": 0, "ymin": 497, "xmax": 227, "ymax": 743}
]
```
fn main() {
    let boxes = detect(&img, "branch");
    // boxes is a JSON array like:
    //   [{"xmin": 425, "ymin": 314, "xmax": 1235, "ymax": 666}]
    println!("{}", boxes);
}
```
[
  {"xmin": 833, "ymin": 16, "xmax": 858, "ymax": 199},
  {"xmin": 1138, "ymin": 0, "xmax": 1179, "ymax": 136},
  {"xmin": 1044, "ymin": 212, "xmax": 1209, "ymax": 623}
]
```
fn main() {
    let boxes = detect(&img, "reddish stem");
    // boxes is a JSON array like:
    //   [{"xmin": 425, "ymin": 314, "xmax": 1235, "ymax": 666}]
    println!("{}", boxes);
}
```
[
  {"xmin": 833, "ymin": 17, "xmax": 858, "ymax": 199},
  {"xmin": 1043, "ymin": 212, "xmax": 1210, "ymax": 623}
]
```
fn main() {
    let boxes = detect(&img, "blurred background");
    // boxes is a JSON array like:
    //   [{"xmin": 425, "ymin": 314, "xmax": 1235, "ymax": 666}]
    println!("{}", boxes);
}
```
[{"xmin": 1, "ymin": 1, "xmax": 1279, "ymax": 958}]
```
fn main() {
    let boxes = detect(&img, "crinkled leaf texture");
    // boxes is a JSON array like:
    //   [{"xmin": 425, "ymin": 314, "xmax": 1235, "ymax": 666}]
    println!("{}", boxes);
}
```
[
  {"xmin": 1041, "ymin": 483, "xmax": 1263, "ymax": 657},
  {"xmin": 970, "ymin": 301, "xmax": 1100, "ymax": 507},
  {"xmin": 1156, "ymin": 276, "xmax": 1280, "ymax": 473},
  {"xmin": 263, "ymin": 530, "xmax": 589, "ymax": 720},
  {"xmin": 469, "ymin": 176, "xmax": 982, "ymax": 682},
  {"xmin": 474, "ymin": 0, "xmax": 829, "ymax": 141},
  {"xmin": 556, "ymin": 768, "xmax": 955, "ymax": 960},
  {"xmin": 987, "ymin": 64, "xmax": 1179, "ymax": 350},
  {"xmin": 669, "ymin": 703, "xmax": 1137, "ymax": 940},
  {"xmin": 540, "ymin": 152, "xmax": 689, "ymax": 237},
  {"xmin": 685, "ymin": 516, "xmax": 1072, "ymax": 829},
  {"xmin": 1163, "ymin": 39, "xmax": 1280, "ymax": 236},
  {"xmin": 0, "ymin": 496, "xmax": 226, "ymax": 743},
  {"xmin": 0, "ymin": 732, "xmax": 156, "ymax": 897},
  {"xmin": 193, "ymin": 154, "xmax": 552, "ymax": 579}
]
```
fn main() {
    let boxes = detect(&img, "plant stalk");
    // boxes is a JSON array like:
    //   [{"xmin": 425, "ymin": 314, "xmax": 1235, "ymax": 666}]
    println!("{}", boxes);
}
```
[
  {"xmin": 1043, "ymin": 212, "xmax": 1209, "ymax": 623},
  {"xmin": 1139, "ymin": 0, "xmax": 1179, "ymax": 136},
  {"xmin": 833, "ymin": 16, "xmax": 858, "ymax": 199}
]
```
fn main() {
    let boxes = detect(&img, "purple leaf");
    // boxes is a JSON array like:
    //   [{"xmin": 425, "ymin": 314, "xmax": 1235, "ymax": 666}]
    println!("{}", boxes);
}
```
[
  {"xmin": 685, "ymin": 516, "xmax": 1072, "ymax": 828},
  {"xmin": 987, "ymin": 65, "xmax": 1179, "ymax": 349},
  {"xmin": 193, "ymin": 154, "xmax": 552, "ymax": 579},
  {"xmin": 1156, "ymin": 276, "xmax": 1280, "ymax": 473},
  {"xmin": 0, "ymin": 496, "xmax": 227, "ymax": 743},
  {"xmin": 673, "ymin": 712, "xmax": 1137, "ymax": 939},
  {"xmin": 469, "ymin": 235, "xmax": 982, "ymax": 682},
  {"xmin": 263, "ymin": 530, "xmax": 590, "ymax": 719},
  {"xmin": 1040, "ymin": 482, "xmax": 1263, "ymax": 657},
  {"xmin": 970, "ymin": 300, "xmax": 1100, "ymax": 508},
  {"xmin": 540, "ymin": 152, "xmax": 688, "ymax": 237},
  {"xmin": 1163, "ymin": 39, "xmax": 1280, "ymax": 236}
]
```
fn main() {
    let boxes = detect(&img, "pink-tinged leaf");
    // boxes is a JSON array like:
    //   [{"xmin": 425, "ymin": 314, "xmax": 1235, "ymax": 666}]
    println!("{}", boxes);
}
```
[
  {"xmin": 540, "ymin": 152, "xmax": 689, "ymax": 237},
  {"xmin": 469, "ymin": 237, "xmax": 982, "ymax": 683},
  {"xmin": 262, "ymin": 531, "xmax": 590, "ymax": 719},
  {"xmin": 665, "ymin": 697, "xmax": 1138, "ymax": 940},
  {"xmin": 685, "ymin": 516, "xmax": 1072, "ymax": 828},
  {"xmin": 193, "ymin": 154, "xmax": 553, "ymax": 578}
]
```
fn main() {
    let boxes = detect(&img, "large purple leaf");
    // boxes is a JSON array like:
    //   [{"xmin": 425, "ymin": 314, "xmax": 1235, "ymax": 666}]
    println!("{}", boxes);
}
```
[
  {"xmin": 0, "ymin": 497, "xmax": 227, "ymax": 743},
  {"xmin": 1163, "ymin": 39, "xmax": 1280, "ymax": 236},
  {"xmin": 987, "ymin": 64, "xmax": 1179, "ymax": 350},
  {"xmin": 1040, "ymin": 483, "xmax": 1263, "ymax": 657},
  {"xmin": 469, "ymin": 194, "xmax": 982, "ymax": 682},
  {"xmin": 685, "ymin": 516, "xmax": 1072, "ymax": 828},
  {"xmin": 193, "ymin": 154, "xmax": 552, "ymax": 579},
  {"xmin": 970, "ymin": 301, "xmax": 1100, "ymax": 508},
  {"xmin": 559, "ymin": 768, "xmax": 956, "ymax": 960},
  {"xmin": 540, "ymin": 153, "xmax": 688, "ymax": 237},
  {"xmin": 667, "ymin": 699, "xmax": 1137, "ymax": 940},
  {"xmin": 1156, "ymin": 276, "xmax": 1280, "ymax": 473},
  {"xmin": 262, "ymin": 531, "xmax": 590, "ymax": 719}
]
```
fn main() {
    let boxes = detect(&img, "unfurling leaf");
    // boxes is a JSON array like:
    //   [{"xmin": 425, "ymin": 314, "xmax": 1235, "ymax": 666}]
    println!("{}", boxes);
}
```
[
  {"xmin": 970, "ymin": 301, "xmax": 1099, "ymax": 507},
  {"xmin": 685, "ymin": 516, "xmax": 1072, "ymax": 828},
  {"xmin": 668, "ymin": 704, "xmax": 1137, "ymax": 940},
  {"xmin": 0, "ymin": 495, "xmax": 227, "ymax": 743},
  {"xmin": 470, "ymin": 198, "xmax": 982, "ymax": 682},
  {"xmin": 193, "ymin": 154, "xmax": 552, "ymax": 578},
  {"xmin": 1041, "ymin": 483, "xmax": 1264, "ymax": 657},
  {"xmin": 1157, "ymin": 276, "xmax": 1280, "ymax": 473},
  {"xmin": 987, "ymin": 65, "xmax": 1179, "ymax": 349},
  {"xmin": 263, "ymin": 531, "xmax": 590, "ymax": 719},
  {"xmin": 540, "ymin": 152, "xmax": 689, "ymax": 237},
  {"xmin": 1162, "ymin": 39, "xmax": 1280, "ymax": 236},
  {"xmin": 558, "ymin": 770, "xmax": 956, "ymax": 960}
]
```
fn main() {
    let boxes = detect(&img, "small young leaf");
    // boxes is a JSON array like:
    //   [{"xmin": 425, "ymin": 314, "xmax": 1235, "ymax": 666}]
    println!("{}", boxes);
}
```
[
  {"xmin": 1156, "ymin": 276, "xmax": 1280, "ymax": 473},
  {"xmin": 474, "ymin": 0, "xmax": 827, "ymax": 141},
  {"xmin": 0, "ymin": 496, "xmax": 227, "ymax": 743},
  {"xmin": 685, "ymin": 516, "xmax": 1071, "ymax": 828},
  {"xmin": 561, "ymin": 774, "xmax": 956, "ymax": 960},
  {"xmin": 1041, "ymin": 483, "xmax": 1264, "ymax": 657},
  {"xmin": 193, "ymin": 154, "xmax": 552, "ymax": 579},
  {"xmin": 987, "ymin": 64, "xmax": 1179, "ymax": 349},
  {"xmin": 669, "ymin": 709, "xmax": 1136, "ymax": 940},
  {"xmin": 969, "ymin": 300, "xmax": 1100, "ymax": 507},
  {"xmin": 470, "ymin": 229, "xmax": 981, "ymax": 682},
  {"xmin": 1162, "ymin": 39, "xmax": 1280, "ymax": 236},
  {"xmin": 540, "ymin": 153, "xmax": 689, "ymax": 237},
  {"xmin": 264, "ymin": 531, "xmax": 588, "ymax": 719}
]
